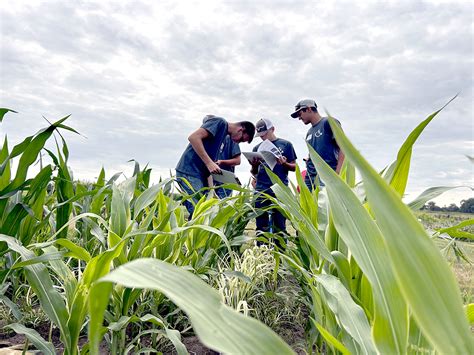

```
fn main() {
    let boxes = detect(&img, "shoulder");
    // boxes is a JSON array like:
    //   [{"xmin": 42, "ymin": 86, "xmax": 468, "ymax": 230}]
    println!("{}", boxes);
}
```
[
  {"xmin": 276, "ymin": 138, "xmax": 293, "ymax": 147},
  {"xmin": 322, "ymin": 117, "xmax": 341, "ymax": 127}
]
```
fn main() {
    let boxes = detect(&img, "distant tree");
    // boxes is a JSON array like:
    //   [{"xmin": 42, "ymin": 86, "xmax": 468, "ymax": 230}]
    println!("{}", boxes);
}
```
[
  {"xmin": 459, "ymin": 198, "xmax": 474, "ymax": 214},
  {"xmin": 446, "ymin": 203, "xmax": 459, "ymax": 212},
  {"xmin": 425, "ymin": 201, "xmax": 441, "ymax": 211}
]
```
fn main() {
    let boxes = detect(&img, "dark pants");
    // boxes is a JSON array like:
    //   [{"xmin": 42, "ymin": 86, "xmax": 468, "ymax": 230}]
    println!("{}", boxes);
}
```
[
  {"xmin": 215, "ymin": 184, "xmax": 232, "ymax": 199},
  {"xmin": 176, "ymin": 171, "xmax": 207, "ymax": 218},
  {"xmin": 304, "ymin": 173, "xmax": 324, "ymax": 191},
  {"xmin": 255, "ymin": 192, "xmax": 286, "ymax": 233}
]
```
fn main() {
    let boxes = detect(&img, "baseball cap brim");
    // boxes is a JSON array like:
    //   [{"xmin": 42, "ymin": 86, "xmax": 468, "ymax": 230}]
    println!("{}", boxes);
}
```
[
  {"xmin": 290, "ymin": 108, "xmax": 304, "ymax": 118},
  {"xmin": 255, "ymin": 130, "xmax": 269, "ymax": 137}
]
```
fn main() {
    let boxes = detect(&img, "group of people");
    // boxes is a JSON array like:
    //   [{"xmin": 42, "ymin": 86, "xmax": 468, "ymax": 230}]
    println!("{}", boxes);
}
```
[{"xmin": 175, "ymin": 98, "xmax": 345, "ymax": 236}]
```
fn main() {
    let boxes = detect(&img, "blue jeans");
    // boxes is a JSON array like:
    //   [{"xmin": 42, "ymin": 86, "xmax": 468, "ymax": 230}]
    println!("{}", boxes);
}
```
[
  {"xmin": 305, "ymin": 173, "xmax": 324, "ymax": 191},
  {"xmin": 215, "ymin": 184, "xmax": 232, "ymax": 199},
  {"xmin": 255, "ymin": 191, "xmax": 286, "ymax": 233},
  {"xmin": 176, "ymin": 171, "xmax": 207, "ymax": 218}
]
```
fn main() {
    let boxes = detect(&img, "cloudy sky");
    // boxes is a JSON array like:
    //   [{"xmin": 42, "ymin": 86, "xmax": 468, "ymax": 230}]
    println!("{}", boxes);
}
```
[{"xmin": 1, "ymin": 0, "xmax": 472, "ymax": 205}]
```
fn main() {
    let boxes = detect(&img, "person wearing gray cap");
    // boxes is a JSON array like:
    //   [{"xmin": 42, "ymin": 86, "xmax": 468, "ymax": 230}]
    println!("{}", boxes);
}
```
[
  {"xmin": 249, "ymin": 118, "xmax": 297, "ymax": 239},
  {"xmin": 176, "ymin": 115, "xmax": 255, "ymax": 218},
  {"xmin": 290, "ymin": 99, "xmax": 345, "ymax": 190}
]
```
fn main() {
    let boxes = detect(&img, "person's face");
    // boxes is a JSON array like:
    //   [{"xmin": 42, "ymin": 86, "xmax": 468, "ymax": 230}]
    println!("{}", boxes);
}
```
[
  {"xmin": 259, "ymin": 130, "xmax": 270, "ymax": 141},
  {"xmin": 298, "ymin": 108, "xmax": 312, "ymax": 125},
  {"xmin": 231, "ymin": 129, "xmax": 250, "ymax": 143}
]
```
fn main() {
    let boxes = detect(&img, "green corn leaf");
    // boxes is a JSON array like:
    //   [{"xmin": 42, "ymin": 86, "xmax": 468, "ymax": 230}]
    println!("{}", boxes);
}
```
[
  {"xmin": 0, "ymin": 203, "xmax": 30, "ymax": 236},
  {"xmin": 0, "ymin": 137, "xmax": 10, "ymax": 189},
  {"xmin": 166, "ymin": 328, "xmax": 188, "ymax": 355},
  {"xmin": 0, "ymin": 108, "xmax": 17, "ymax": 122},
  {"xmin": 436, "ymin": 219, "xmax": 474, "ymax": 240},
  {"xmin": 12, "ymin": 250, "xmax": 66, "ymax": 269},
  {"xmin": 89, "ymin": 258, "xmax": 294, "ymax": 355},
  {"xmin": 328, "ymin": 116, "xmax": 473, "ymax": 354},
  {"xmin": 316, "ymin": 274, "xmax": 377, "ymax": 355},
  {"xmin": 309, "ymin": 143, "xmax": 408, "ymax": 354},
  {"xmin": 466, "ymin": 304, "xmax": 474, "ymax": 324},
  {"xmin": 0, "ymin": 294, "xmax": 22, "ymax": 320},
  {"xmin": 385, "ymin": 95, "xmax": 457, "ymax": 196},
  {"xmin": 0, "ymin": 234, "xmax": 71, "ymax": 351},
  {"xmin": 5, "ymin": 323, "xmax": 55, "ymax": 355},
  {"xmin": 313, "ymin": 320, "xmax": 350, "ymax": 355},
  {"xmin": 55, "ymin": 239, "xmax": 92, "ymax": 261},
  {"xmin": 407, "ymin": 186, "xmax": 471, "ymax": 211}
]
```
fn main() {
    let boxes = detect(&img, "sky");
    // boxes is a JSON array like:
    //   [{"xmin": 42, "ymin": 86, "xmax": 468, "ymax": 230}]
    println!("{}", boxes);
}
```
[{"xmin": 0, "ymin": 0, "xmax": 472, "ymax": 206}]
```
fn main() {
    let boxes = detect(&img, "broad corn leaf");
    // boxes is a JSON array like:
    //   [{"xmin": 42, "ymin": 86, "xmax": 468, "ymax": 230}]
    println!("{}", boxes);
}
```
[
  {"xmin": 328, "ymin": 116, "xmax": 473, "ymax": 354},
  {"xmin": 309, "ymin": 144, "xmax": 408, "ymax": 354},
  {"xmin": 89, "ymin": 258, "xmax": 294, "ymax": 355}
]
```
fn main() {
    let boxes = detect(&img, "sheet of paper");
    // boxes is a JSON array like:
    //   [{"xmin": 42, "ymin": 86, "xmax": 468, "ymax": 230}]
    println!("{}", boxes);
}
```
[
  {"xmin": 243, "ymin": 150, "xmax": 277, "ymax": 169},
  {"xmin": 242, "ymin": 151, "xmax": 263, "ymax": 161},
  {"xmin": 260, "ymin": 151, "xmax": 278, "ymax": 170},
  {"xmin": 244, "ymin": 140, "xmax": 282, "ymax": 170},
  {"xmin": 257, "ymin": 139, "xmax": 282, "ymax": 158},
  {"xmin": 211, "ymin": 169, "xmax": 241, "ymax": 185}
]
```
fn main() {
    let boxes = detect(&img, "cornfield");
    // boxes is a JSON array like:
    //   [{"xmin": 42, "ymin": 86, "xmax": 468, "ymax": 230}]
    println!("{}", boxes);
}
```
[{"xmin": 0, "ymin": 102, "xmax": 472, "ymax": 354}]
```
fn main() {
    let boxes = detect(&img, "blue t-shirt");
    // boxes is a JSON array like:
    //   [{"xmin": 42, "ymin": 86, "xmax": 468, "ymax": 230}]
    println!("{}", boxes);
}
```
[
  {"xmin": 253, "ymin": 138, "xmax": 297, "ymax": 191},
  {"xmin": 305, "ymin": 117, "xmax": 340, "ymax": 176},
  {"xmin": 218, "ymin": 135, "xmax": 241, "ymax": 173},
  {"xmin": 176, "ymin": 116, "xmax": 229, "ymax": 179}
]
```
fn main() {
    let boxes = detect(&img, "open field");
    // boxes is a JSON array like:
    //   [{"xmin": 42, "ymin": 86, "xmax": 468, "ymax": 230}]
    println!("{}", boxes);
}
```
[{"xmin": 1, "ymin": 112, "xmax": 472, "ymax": 354}]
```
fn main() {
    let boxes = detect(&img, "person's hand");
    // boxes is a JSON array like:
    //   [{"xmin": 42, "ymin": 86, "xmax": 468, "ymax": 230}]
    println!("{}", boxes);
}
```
[
  {"xmin": 207, "ymin": 161, "xmax": 222, "ymax": 174},
  {"xmin": 251, "ymin": 176, "xmax": 257, "ymax": 188},
  {"xmin": 277, "ymin": 156, "xmax": 287, "ymax": 165},
  {"xmin": 216, "ymin": 160, "xmax": 223, "ymax": 166},
  {"xmin": 250, "ymin": 157, "xmax": 261, "ymax": 166}
]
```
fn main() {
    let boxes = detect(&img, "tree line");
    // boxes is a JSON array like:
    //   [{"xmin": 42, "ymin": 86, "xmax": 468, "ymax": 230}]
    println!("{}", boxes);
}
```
[{"xmin": 421, "ymin": 198, "xmax": 474, "ymax": 213}]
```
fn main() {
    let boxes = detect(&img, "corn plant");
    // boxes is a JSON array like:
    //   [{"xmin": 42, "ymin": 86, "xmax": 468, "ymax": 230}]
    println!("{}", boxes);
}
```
[{"xmin": 268, "ymin": 99, "xmax": 473, "ymax": 354}]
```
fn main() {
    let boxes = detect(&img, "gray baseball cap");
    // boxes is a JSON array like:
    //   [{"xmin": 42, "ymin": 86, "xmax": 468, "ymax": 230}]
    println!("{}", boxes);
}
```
[
  {"xmin": 290, "ymin": 99, "xmax": 318, "ymax": 118},
  {"xmin": 255, "ymin": 118, "xmax": 274, "ymax": 136}
]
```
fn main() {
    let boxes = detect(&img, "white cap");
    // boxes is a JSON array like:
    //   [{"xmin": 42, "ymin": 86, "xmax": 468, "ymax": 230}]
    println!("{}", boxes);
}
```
[{"xmin": 255, "ymin": 118, "xmax": 274, "ymax": 137}]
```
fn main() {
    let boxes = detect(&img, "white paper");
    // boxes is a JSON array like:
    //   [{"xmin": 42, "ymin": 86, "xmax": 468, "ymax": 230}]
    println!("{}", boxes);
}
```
[
  {"xmin": 211, "ymin": 169, "xmax": 241, "ymax": 185},
  {"xmin": 243, "ymin": 140, "xmax": 282, "ymax": 170}
]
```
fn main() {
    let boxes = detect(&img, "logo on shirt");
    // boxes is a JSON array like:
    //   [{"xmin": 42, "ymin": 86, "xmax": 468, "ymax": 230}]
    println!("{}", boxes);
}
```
[{"xmin": 314, "ymin": 129, "xmax": 322, "ymax": 138}]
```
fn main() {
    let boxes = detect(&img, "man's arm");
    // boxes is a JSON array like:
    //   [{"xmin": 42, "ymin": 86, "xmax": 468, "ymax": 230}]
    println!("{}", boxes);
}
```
[
  {"xmin": 335, "ymin": 149, "xmax": 345, "ymax": 174},
  {"xmin": 217, "ymin": 155, "xmax": 241, "ymax": 168},
  {"xmin": 188, "ymin": 128, "xmax": 221, "ymax": 174},
  {"xmin": 276, "ymin": 156, "xmax": 296, "ymax": 171}
]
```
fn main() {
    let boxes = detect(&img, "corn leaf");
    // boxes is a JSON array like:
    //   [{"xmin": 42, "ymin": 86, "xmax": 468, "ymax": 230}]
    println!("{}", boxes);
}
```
[
  {"xmin": 316, "ymin": 274, "xmax": 377, "ymax": 354},
  {"xmin": 328, "ymin": 116, "xmax": 473, "ymax": 354},
  {"xmin": 5, "ymin": 323, "xmax": 55, "ymax": 355},
  {"xmin": 89, "ymin": 258, "xmax": 294, "ymax": 355},
  {"xmin": 309, "ymin": 144, "xmax": 408, "ymax": 354}
]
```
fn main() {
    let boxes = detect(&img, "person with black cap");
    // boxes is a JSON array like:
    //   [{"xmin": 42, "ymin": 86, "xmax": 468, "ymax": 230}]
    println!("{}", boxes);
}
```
[
  {"xmin": 176, "ymin": 115, "xmax": 255, "ymax": 217},
  {"xmin": 290, "ymin": 99, "xmax": 345, "ymax": 190},
  {"xmin": 249, "ymin": 118, "xmax": 297, "ymax": 238}
]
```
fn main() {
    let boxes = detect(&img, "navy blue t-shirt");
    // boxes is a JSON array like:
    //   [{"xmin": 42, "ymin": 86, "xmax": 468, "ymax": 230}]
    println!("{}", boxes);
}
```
[
  {"xmin": 176, "ymin": 116, "xmax": 229, "ymax": 179},
  {"xmin": 253, "ymin": 138, "xmax": 297, "ymax": 191},
  {"xmin": 306, "ymin": 118, "xmax": 340, "ymax": 176},
  {"xmin": 218, "ymin": 135, "xmax": 241, "ymax": 173}
]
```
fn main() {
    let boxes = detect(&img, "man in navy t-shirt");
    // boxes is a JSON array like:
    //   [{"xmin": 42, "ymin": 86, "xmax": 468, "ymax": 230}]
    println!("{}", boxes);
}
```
[
  {"xmin": 290, "ymin": 99, "xmax": 345, "ymax": 190},
  {"xmin": 176, "ymin": 115, "xmax": 255, "ymax": 217},
  {"xmin": 249, "ymin": 119, "xmax": 297, "ymax": 236},
  {"xmin": 213, "ymin": 135, "xmax": 241, "ymax": 198}
]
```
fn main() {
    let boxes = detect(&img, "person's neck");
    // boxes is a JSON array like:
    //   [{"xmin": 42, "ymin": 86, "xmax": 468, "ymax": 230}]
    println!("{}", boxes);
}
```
[
  {"xmin": 267, "ymin": 133, "xmax": 277, "ymax": 141},
  {"xmin": 311, "ymin": 113, "xmax": 322, "ymax": 126}
]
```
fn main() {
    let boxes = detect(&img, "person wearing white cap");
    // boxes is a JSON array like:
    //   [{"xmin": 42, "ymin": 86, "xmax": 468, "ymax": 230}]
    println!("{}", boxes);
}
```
[
  {"xmin": 290, "ymin": 99, "xmax": 345, "ymax": 190},
  {"xmin": 249, "ymin": 118, "xmax": 297, "ymax": 239}
]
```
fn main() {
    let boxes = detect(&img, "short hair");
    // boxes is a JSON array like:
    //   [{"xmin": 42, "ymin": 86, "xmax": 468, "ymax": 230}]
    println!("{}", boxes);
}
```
[{"xmin": 239, "ymin": 121, "xmax": 255, "ymax": 143}]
